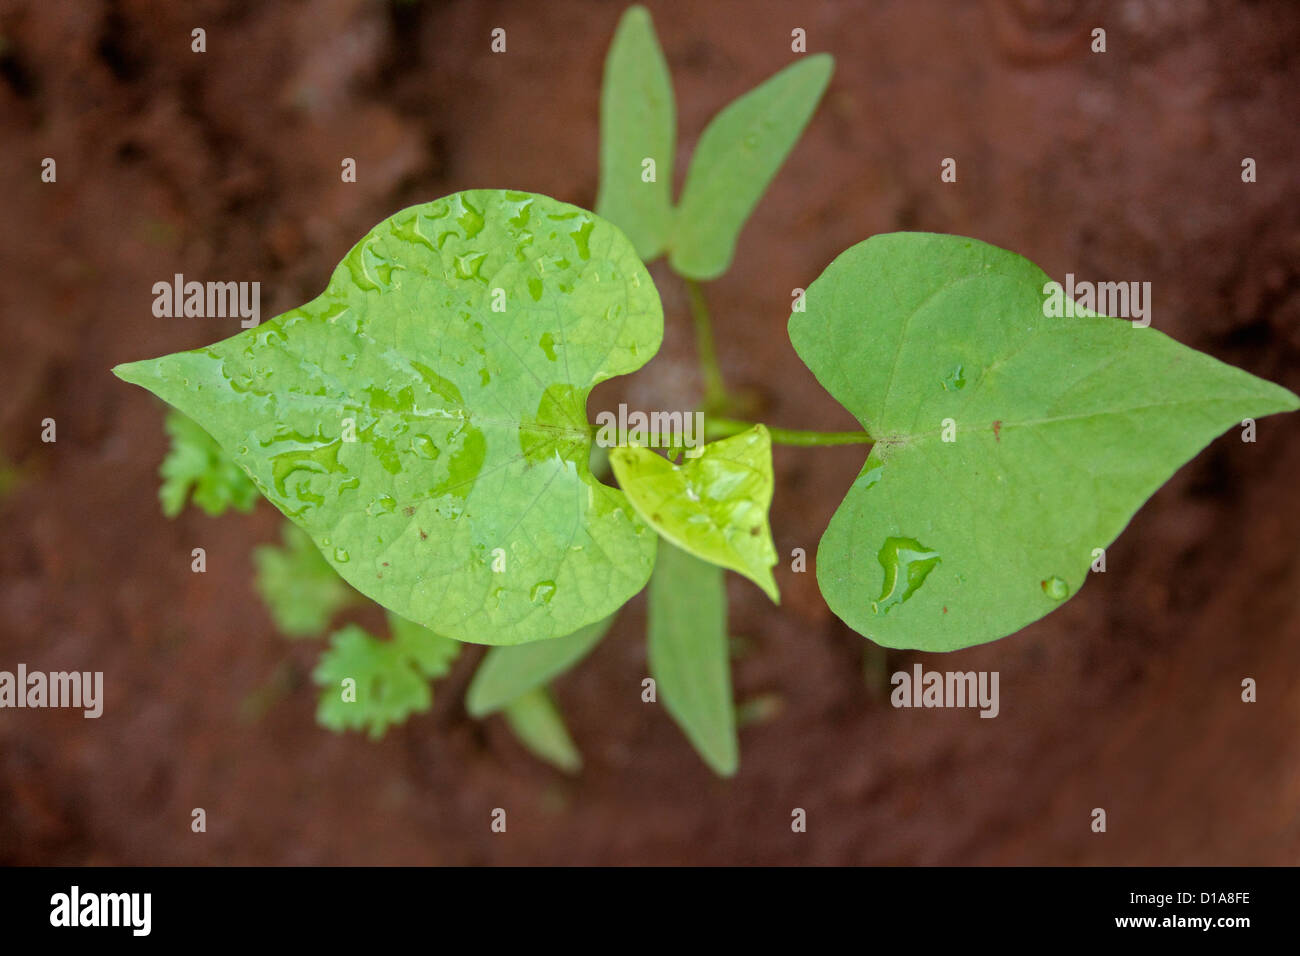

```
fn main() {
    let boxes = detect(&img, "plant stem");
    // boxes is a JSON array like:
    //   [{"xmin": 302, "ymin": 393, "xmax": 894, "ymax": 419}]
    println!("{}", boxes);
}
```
[
  {"xmin": 705, "ymin": 417, "xmax": 872, "ymax": 447},
  {"xmin": 683, "ymin": 278, "xmax": 728, "ymax": 414}
]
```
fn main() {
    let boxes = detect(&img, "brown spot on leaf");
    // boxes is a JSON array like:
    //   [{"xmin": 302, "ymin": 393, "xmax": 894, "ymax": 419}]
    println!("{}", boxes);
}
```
[
  {"xmin": 992, "ymin": 420, "xmax": 1002, "ymax": 442},
  {"xmin": 419, "ymin": 529, "xmax": 428, "ymax": 540},
  {"xmin": 402, "ymin": 506, "xmax": 416, "ymax": 517}
]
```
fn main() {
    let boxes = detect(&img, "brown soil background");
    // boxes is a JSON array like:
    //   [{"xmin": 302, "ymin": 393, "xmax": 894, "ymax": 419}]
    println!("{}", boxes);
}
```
[{"xmin": 1, "ymin": 0, "xmax": 1298, "ymax": 865}]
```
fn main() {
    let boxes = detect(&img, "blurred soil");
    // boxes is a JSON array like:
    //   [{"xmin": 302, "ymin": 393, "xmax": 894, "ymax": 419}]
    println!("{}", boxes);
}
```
[{"xmin": 1, "ymin": 0, "xmax": 1298, "ymax": 863}]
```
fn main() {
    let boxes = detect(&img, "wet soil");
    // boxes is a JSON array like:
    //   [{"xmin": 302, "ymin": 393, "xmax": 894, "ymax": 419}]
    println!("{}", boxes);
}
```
[{"xmin": 1, "ymin": 0, "xmax": 1298, "ymax": 864}]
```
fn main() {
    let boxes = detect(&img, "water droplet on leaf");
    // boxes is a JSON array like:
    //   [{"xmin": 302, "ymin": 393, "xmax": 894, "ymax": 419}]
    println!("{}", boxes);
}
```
[
  {"xmin": 1042, "ymin": 576, "xmax": 1069, "ymax": 600},
  {"xmin": 872, "ymin": 536, "xmax": 941, "ymax": 614}
]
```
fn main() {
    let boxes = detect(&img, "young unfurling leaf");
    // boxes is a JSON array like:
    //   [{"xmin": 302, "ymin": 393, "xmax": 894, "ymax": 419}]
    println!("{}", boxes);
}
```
[{"xmin": 610, "ymin": 426, "xmax": 779, "ymax": 602}]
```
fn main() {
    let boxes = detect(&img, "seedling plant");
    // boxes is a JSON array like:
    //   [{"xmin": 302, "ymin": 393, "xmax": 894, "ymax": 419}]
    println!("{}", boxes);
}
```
[{"xmin": 116, "ymin": 8, "xmax": 1298, "ymax": 775}]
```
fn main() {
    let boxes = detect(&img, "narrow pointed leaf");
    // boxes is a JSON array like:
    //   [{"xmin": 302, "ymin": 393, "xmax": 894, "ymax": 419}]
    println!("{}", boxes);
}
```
[
  {"xmin": 610, "ymin": 426, "xmax": 779, "ymax": 601},
  {"xmin": 114, "ymin": 190, "xmax": 663, "ymax": 646},
  {"xmin": 466, "ymin": 612, "xmax": 616, "ymax": 717},
  {"xmin": 596, "ymin": 5, "xmax": 676, "ymax": 261},
  {"xmin": 789, "ymin": 232, "xmax": 1300, "ymax": 651},
  {"xmin": 670, "ymin": 54, "xmax": 833, "ymax": 280},
  {"xmin": 502, "ymin": 687, "xmax": 583, "ymax": 773},
  {"xmin": 648, "ymin": 541, "xmax": 738, "ymax": 776}
]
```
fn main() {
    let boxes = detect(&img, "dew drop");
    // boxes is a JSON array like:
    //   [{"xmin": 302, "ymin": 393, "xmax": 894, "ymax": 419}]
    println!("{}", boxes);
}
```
[
  {"xmin": 530, "ymin": 580, "xmax": 557, "ymax": 605},
  {"xmin": 871, "ymin": 536, "xmax": 941, "ymax": 614},
  {"xmin": 333, "ymin": 548, "xmax": 350, "ymax": 563},
  {"xmin": 942, "ymin": 364, "xmax": 966, "ymax": 391},
  {"xmin": 856, "ymin": 465, "xmax": 884, "ymax": 491},
  {"xmin": 412, "ymin": 435, "xmax": 441, "ymax": 460},
  {"xmin": 1042, "ymin": 576, "xmax": 1069, "ymax": 601}
]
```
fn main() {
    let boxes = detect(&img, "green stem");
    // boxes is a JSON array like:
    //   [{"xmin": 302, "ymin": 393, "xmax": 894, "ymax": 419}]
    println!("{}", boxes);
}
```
[
  {"xmin": 684, "ymin": 278, "xmax": 728, "ymax": 414},
  {"xmin": 706, "ymin": 417, "xmax": 872, "ymax": 447}
]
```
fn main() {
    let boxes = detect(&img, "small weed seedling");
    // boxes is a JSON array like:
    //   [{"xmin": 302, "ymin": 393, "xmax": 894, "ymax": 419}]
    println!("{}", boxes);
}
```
[{"xmin": 116, "ymin": 7, "xmax": 1298, "ymax": 775}]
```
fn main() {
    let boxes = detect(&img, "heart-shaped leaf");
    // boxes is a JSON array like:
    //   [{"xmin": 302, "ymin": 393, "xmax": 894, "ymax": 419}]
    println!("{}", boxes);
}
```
[
  {"xmin": 596, "ymin": 5, "xmax": 675, "ymax": 262},
  {"xmin": 790, "ymin": 232, "xmax": 1299, "ymax": 651},
  {"xmin": 609, "ymin": 426, "xmax": 779, "ymax": 601},
  {"xmin": 115, "ymin": 190, "xmax": 663, "ymax": 645}
]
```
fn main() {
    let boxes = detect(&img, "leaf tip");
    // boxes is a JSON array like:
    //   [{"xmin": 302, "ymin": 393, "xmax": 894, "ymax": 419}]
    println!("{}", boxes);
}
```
[
  {"xmin": 111, "ymin": 359, "xmax": 148, "ymax": 386},
  {"xmin": 711, "ymin": 751, "xmax": 739, "ymax": 778},
  {"xmin": 806, "ymin": 51, "xmax": 835, "ymax": 77}
]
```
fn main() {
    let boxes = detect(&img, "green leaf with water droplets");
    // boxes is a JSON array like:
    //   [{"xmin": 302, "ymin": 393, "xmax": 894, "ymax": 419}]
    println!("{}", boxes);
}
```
[
  {"xmin": 669, "ymin": 54, "xmax": 833, "ymax": 280},
  {"xmin": 253, "ymin": 522, "xmax": 357, "ymax": 637},
  {"xmin": 502, "ymin": 687, "xmax": 583, "ymax": 773},
  {"xmin": 790, "ymin": 232, "xmax": 1300, "ymax": 652},
  {"xmin": 114, "ymin": 190, "xmax": 663, "ymax": 646},
  {"xmin": 596, "ymin": 5, "xmax": 675, "ymax": 262},
  {"xmin": 466, "ymin": 612, "xmax": 615, "ymax": 717},
  {"xmin": 648, "ymin": 541, "xmax": 737, "ymax": 777},
  {"xmin": 609, "ymin": 426, "xmax": 779, "ymax": 602},
  {"xmin": 314, "ymin": 610, "xmax": 461, "ymax": 739},
  {"xmin": 159, "ymin": 409, "xmax": 258, "ymax": 518}
]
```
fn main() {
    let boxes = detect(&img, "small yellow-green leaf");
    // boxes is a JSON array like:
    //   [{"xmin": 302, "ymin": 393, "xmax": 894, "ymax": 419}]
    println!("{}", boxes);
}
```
[
  {"xmin": 596, "ymin": 5, "xmax": 675, "ymax": 261},
  {"xmin": 609, "ymin": 425, "xmax": 778, "ymax": 602}
]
